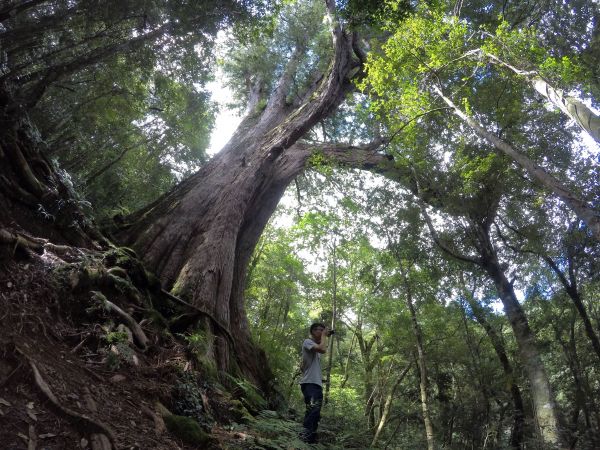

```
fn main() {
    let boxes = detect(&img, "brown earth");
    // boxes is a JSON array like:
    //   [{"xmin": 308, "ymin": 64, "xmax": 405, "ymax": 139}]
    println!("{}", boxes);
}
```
[{"xmin": 0, "ymin": 233, "xmax": 281, "ymax": 450}]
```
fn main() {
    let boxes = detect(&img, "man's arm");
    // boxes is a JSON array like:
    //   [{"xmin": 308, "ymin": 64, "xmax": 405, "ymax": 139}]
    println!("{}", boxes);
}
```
[{"xmin": 313, "ymin": 328, "xmax": 329, "ymax": 353}]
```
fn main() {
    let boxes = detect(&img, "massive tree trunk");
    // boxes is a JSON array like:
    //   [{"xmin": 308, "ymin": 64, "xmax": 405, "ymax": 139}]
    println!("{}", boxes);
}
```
[{"xmin": 115, "ymin": 5, "xmax": 366, "ymax": 395}]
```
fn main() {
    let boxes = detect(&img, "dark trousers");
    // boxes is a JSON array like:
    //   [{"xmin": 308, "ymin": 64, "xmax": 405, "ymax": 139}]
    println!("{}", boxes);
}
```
[{"xmin": 300, "ymin": 383, "xmax": 323, "ymax": 443}]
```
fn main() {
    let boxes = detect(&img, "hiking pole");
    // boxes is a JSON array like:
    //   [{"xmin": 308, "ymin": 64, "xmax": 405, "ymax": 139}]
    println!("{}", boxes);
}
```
[{"xmin": 324, "ymin": 238, "xmax": 337, "ymax": 405}]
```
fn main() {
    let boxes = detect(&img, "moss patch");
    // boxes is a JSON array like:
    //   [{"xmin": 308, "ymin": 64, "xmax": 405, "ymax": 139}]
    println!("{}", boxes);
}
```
[{"xmin": 164, "ymin": 414, "xmax": 211, "ymax": 446}]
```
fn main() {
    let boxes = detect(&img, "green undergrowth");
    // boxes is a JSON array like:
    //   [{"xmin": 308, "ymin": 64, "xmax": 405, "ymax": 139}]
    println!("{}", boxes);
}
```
[
  {"xmin": 225, "ymin": 410, "xmax": 324, "ymax": 450},
  {"xmin": 222, "ymin": 373, "xmax": 268, "ymax": 413}
]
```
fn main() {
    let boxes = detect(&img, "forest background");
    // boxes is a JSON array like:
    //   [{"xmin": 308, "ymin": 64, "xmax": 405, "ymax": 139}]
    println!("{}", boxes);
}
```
[{"xmin": 0, "ymin": 0, "xmax": 599, "ymax": 449}]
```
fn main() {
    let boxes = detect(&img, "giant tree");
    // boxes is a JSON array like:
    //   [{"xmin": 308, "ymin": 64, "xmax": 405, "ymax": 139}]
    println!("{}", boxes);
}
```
[{"xmin": 112, "ymin": 0, "xmax": 395, "ymax": 394}]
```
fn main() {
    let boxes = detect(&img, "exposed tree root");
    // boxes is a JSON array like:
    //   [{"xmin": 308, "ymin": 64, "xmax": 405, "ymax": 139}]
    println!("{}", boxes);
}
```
[
  {"xmin": 0, "ymin": 228, "xmax": 45, "ymax": 254},
  {"xmin": 161, "ymin": 289, "xmax": 235, "ymax": 349},
  {"xmin": 16, "ymin": 347, "xmax": 117, "ymax": 449},
  {"xmin": 27, "ymin": 424, "xmax": 36, "ymax": 450},
  {"xmin": 0, "ymin": 227, "xmax": 86, "ymax": 260},
  {"xmin": 141, "ymin": 404, "xmax": 166, "ymax": 436},
  {"xmin": 91, "ymin": 291, "xmax": 148, "ymax": 350},
  {"xmin": 91, "ymin": 433, "xmax": 112, "ymax": 450}
]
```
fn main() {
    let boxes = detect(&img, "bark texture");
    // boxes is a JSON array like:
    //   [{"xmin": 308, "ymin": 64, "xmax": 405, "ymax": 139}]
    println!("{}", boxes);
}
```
[
  {"xmin": 483, "ymin": 52, "xmax": 600, "ymax": 144},
  {"xmin": 531, "ymin": 78, "xmax": 600, "ymax": 144}
]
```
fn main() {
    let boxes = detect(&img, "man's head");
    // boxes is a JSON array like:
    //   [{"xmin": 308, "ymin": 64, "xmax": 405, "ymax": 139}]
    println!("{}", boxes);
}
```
[{"xmin": 310, "ymin": 323, "xmax": 326, "ymax": 340}]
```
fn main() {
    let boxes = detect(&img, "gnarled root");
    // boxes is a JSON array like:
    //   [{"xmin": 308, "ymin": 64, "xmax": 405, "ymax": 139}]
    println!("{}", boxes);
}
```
[
  {"xmin": 0, "ymin": 228, "xmax": 45, "ymax": 254},
  {"xmin": 16, "ymin": 348, "xmax": 117, "ymax": 449},
  {"xmin": 91, "ymin": 291, "xmax": 148, "ymax": 349},
  {"xmin": 0, "ymin": 228, "xmax": 85, "ymax": 260}
]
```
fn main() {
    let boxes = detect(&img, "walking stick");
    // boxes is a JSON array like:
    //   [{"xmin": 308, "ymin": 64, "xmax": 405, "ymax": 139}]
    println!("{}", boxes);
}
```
[{"xmin": 324, "ymin": 238, "xmax": 337, "ymax": 405}]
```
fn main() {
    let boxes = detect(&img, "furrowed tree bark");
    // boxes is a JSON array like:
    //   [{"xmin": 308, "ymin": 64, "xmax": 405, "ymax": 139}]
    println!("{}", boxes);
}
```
[
  {"xmin": 433, "ymin": 85, "xmax": 600, "ymax": 242},
  {"xmin": 115, "ymin": 8, "xmax": 366, "ymax": 396}
]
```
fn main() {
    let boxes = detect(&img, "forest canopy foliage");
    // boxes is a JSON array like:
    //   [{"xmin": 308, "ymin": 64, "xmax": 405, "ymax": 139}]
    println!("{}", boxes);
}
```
[{"xmin": 0, "ymin": 0, "xmax": 599, "ymax": 449}]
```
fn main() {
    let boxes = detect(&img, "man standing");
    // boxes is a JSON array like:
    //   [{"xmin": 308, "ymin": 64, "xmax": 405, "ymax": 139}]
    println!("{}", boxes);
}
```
[{"xmin": 299, "ymin": 322, "xmax": 331, "ymax": 444}]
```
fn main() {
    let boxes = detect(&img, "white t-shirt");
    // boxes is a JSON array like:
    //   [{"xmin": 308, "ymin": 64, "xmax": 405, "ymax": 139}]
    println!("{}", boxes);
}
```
[{"xmin": 299, "ymin": 338, "xmax": 322, "ymax": 386}]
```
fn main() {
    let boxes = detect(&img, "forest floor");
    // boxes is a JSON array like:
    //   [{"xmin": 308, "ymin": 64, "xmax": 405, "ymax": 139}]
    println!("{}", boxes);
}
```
[{"xmin": 0, "ymin": 235, "xmax": 327, "ymax": 450}]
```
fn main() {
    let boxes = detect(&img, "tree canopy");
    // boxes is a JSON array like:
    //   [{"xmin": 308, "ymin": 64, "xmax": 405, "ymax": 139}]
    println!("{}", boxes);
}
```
[{"xmin": 0, "ymin": 0, "xmax": 599, "ymax": 449}]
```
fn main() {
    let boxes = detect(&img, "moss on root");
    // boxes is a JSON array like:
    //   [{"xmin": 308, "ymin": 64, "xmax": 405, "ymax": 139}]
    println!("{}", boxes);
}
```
[{"xmin": 164, "ymin": 414, "xmax": 211, "ymax": 446}]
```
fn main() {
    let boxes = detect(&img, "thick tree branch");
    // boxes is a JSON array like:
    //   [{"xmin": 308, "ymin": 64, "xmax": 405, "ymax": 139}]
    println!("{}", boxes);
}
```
[
  {"xmin": 433, "ymin": 83, "xmax": 600, "ymax": 241},
  {"xmin": 264, "ymin": 44, "xmax": 307, "ymax": 115},
  {"xmin": 479, "ymin": 50, "xmax": 600, "ymax": 144}
]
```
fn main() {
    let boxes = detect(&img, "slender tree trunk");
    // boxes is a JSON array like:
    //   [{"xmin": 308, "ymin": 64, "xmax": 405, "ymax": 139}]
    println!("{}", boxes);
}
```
[
  {"xmin": 542, "ymin": 255, "xmax": 600, "ymax": 362},
  {"xmin": 551, "ymin": 311, "xmax": 599, "ymax": 449},
  {"xmin": 531, "ymin": 78, "xmax": 600, "ymax": 144},
  {"xmin": 324, "ymin": 239, "xmax": 337, "ymax": 405},
  {"xmin": 403, "ymin": 275, "xmax": 435, "ymax": 450},
  {"xmin": 421, "ymin": 200, "xmax": 568, "ymax": 448},
  {"xmin": 459, "ymin": 299, "xmax": 494, "ymax": 447},
  {"xmin": 371, "ymin": 362, "xmax": 411, "ymax": 447},
  {"xmin": 475, "ymin": 223, "xmax": 567, "ymax": 449},
  {"xmin": 356, "ymin": 326, "xmax": 377, "ymax": 430},
  {"xmin": 464, "ymin": 289, "xmax": 525, "ymax": 449},
  {"xmin": 483, "ymin": 52, "xmax": 600, "ymax": 144},
  {"xmin": 433, "ymin": 84, "xmax": 600, "ymax": 242},
  {"xmin": 340, "ymin": 331, "xmax": 356, "ymax": 389}
]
